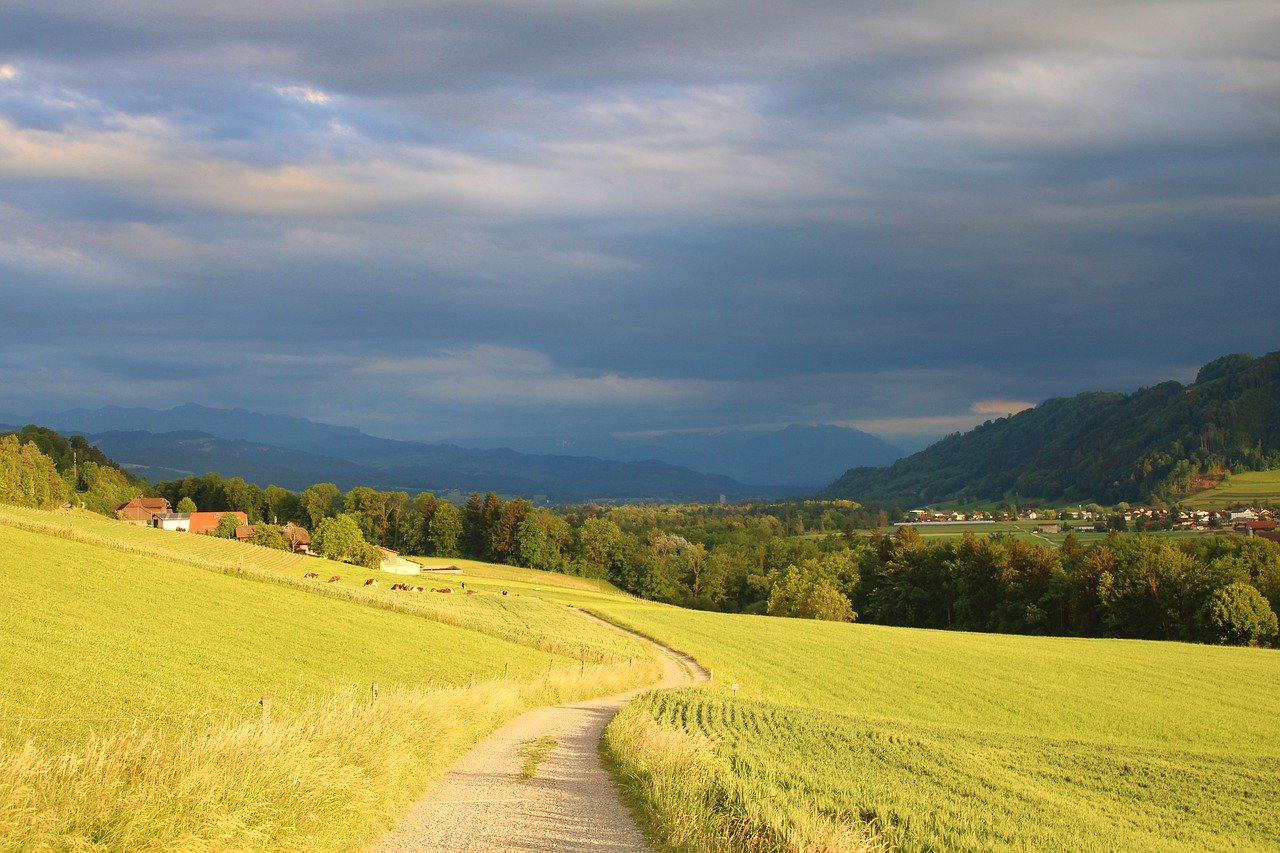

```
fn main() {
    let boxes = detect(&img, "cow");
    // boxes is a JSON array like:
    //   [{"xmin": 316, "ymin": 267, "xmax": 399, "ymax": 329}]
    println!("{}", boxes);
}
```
[
  {"xmin": 390, "ymin": 582, "xmax": 407, "ymax": 591},
  {"xmin": 433, "ymin": 587, "xmax": 452, "ymax": 594},
  {"xmin": 303, "ymin": 572, "xmax": 320, "ymax": 579},
  {"xmin": 410, "ymin": 585, "xmax": 425, "ymax": 593},
  {"xmin": 465, "ymin": 589, "xmax": 478, "ymax": 596},
  {"xmin": 327, "ymin": 575, "xmax": 341, "ymax": 583},
  {"xmin": 364, "ymin": 578, "xmax": 378, "ymax": 587}
]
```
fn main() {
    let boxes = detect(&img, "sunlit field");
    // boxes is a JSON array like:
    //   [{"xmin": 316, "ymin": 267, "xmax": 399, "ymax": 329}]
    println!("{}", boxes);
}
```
[
  {"xmin": 594, "ymin": 602, "xmax": 1280, "ymax": 851},
  {"xmin": 1182, "ymin": 469, "xmax": 1280, "ymax": 509},
  {"xmin": 0, "ymin": 507, "xmax": 658, "ymax": 851}
]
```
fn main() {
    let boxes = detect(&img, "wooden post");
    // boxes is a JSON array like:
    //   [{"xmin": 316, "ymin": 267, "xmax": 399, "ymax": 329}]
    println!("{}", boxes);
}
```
[
  {"xmin": 371, "ymin": 681, "xmax": 379, "ymax": 703},
  {"xmin": 259, "ymin": 692, "xmax": 272, "ymax": 727}
]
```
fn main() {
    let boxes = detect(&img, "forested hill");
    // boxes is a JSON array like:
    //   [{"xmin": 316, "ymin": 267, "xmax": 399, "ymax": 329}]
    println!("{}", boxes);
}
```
[{"xmin": 824, "ymin": 351, "xmax": 1280, "ymax": 506}]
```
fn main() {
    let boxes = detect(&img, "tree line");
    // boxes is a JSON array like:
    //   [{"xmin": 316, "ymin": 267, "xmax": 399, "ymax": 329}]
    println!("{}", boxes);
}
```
[{"xmin": 4, "ymin": 428, "xmax": 1273, "ymax": 647}]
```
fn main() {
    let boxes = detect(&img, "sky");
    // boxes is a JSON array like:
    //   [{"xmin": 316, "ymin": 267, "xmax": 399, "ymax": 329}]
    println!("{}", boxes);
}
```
[{"xmin": 1, "ymin": 1, "xmax": 1277, "ymax": 447}]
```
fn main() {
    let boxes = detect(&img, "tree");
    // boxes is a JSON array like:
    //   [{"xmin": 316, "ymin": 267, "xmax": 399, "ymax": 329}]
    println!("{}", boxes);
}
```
[
  {"xmin": 213, "ymin": 512, "xmax": 241, "ymax": 539},
  {"xmin": 300, "ymin": 483, "xmax": 340, "ymax": 529},
  {"xmin": 426, "ymin": 500, "xmax": 463, "ymax": 557},
  {"xmin": 767, "ymin": 558, "xmax": 856, "ymax": 622},
  {"xmin": 249, "ymin": 524, "xmax": 290, "ymax": 551},
  {"xmin": 0, "ymin": 435, "xmax": 65, "ymax": 510},
  {"xmin": 312, "ymin": 513, "xmax": 368, "ymax": 563},
  {"xmin": 513, "ymin": 511, "xmax": 553, "ymax": 570},
  {"xmin": 176, "ymin": 496, "xmax": 197, "ymax": 513},
  {"xmin": 1202, "ymin": 582, "xmax": 1278, "ymax": 646}
]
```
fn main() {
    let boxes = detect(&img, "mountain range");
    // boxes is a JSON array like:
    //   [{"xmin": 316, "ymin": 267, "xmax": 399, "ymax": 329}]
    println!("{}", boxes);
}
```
[
  {"xmin": 23, "ymin": 404, "xmax": 888, "ymax": 502},
  {"xmin": 458, "ymin": 424, "xmax": 903, "ymax": 488},
  {"xmin": 825, "ymin": 351, "xmax": 1280, "ymax": 507}
]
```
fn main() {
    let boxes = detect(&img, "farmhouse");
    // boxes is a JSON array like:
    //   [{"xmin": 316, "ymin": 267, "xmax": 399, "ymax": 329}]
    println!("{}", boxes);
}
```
[
  {"xmin": 152, "ymin": 511, "xmax": 247, "ymax": 534},
  {"xmin": 232, "ymin": 521, "xmax": 311, "ymax": 553},
  {"xmin": 113, "ymin": 496, "xmax": 172, "ymax": 525}
]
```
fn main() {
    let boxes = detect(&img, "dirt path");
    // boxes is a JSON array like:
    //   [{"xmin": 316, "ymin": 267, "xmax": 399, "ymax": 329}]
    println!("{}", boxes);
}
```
[{"xmin": 371, "ymin": 613, "xmax": 708, "ymax": 852}]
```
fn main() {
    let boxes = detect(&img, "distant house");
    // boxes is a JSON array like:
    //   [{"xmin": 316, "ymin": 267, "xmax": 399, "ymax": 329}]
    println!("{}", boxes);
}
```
[
  {"xmin": 113, "ymin": 497, "xmax": 172, "ymax": 525},
  {"xmin": 152, "ymin": 510, "xmax": 247, "ymax": 534},
  {"xmin": 1236, "ymin": 520, "xmax": 1279, "ymax": 535},
  {"xmin": 281, "ymin": 522, "xmax": 310, "ymax": 553},
  {"xmin": 233, "ymin": 521, "xmax": 311, "ymax": 553},
  {"xmin": 1037, "ymin": 523, "xmax": 1063, "ymax": 534},
  {"xmin": 153, "ymin": 512, "xmax": 191, "ymax": 532},
  {"xmin": 378, "ymin": 547, "xmax": 420, "ymax": 575}
]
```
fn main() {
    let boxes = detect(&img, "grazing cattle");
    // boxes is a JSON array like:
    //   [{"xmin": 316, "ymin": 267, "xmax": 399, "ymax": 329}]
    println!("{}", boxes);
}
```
[
  {"xmin": 304, "ymin": 572, "xmax": 320, "ymax": 579},
  {"xmin": 327, "ymin": 575, "xmax": 341, "ymax": 583},
  {"xmin": 390, "ymin": 582, "xmax": 407, "ymax": 591},
  {"xmin": 364, "ymin": 578, "xmax": 378, "ymax": 587},
  {"xmin": 410, "ymin": 585, "xmax": 425, "ymax": 593},
  {"xmin": 465, "ymin": 589, "xmax": 477, "ymax": 596},
  {"xmin": 432, "ymin": 587, "xmax": 452, "ymax": 594}
]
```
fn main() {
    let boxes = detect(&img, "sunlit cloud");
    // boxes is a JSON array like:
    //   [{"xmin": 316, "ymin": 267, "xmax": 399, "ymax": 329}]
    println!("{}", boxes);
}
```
[{"xmin": 274, "ymin": 85, "xmax": 331, "ymax": 105}]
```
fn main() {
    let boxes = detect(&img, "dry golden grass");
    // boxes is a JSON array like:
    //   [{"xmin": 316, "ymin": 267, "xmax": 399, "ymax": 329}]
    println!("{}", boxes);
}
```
[{"xmin": 1, "ymin": 663, "xmax": 659, "ymax": 853}]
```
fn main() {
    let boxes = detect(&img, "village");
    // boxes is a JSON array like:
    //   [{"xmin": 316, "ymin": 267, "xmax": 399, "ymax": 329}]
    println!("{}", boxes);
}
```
[{"xmin": 902, "ymin": 505, "xmax": 1280, "ymax": 541}]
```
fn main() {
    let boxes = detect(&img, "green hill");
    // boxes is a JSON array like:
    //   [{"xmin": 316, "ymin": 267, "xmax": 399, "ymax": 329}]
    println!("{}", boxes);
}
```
[
  {"xmin": 826, "ymin": 350, "xmax": 1280, "ymax": 506},
  {"xmin": 0, "ymin": 505, "xmax": 657, "ymax": 850}
]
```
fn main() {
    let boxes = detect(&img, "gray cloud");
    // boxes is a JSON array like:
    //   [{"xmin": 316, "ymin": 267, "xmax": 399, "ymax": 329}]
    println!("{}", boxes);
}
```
[{"xmin": 0, "ymin": 2, "xmax": 1277, "ymax": 444}]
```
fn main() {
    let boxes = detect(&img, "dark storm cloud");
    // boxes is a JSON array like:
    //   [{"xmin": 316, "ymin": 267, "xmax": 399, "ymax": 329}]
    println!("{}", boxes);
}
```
[{"xmin": 0, "ymin": 1, "xmax": 1277, "ymax": 442}]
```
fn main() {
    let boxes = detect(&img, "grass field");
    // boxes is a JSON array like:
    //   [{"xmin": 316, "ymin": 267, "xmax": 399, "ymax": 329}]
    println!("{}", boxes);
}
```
[
  {"xmin": 1182, "ymin": 469, "xmax": 1280, "ymax": 509},
  {"xmin": 592, "ymin": 603, "xmax": 1280, "ymax": 851},
  {"xmin": 0, "ymin": 506, "xmax": 659, "ymax": 851},
  {"xmin": 8, "ymin": 503, "xmax": 1280, "ymax": 851}
]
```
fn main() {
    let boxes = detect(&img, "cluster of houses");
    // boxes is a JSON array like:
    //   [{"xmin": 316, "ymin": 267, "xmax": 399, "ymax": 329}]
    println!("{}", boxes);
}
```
[
  {"xmin": 903, "ymin": 505, "xmax": 1279, "ymax": 541},
  {"xmin": 112, "ymin": 497, "xmax": 310, "ymax": 553},
  {"xmin": 110, "ymin": 496, "xmax": 425, "ymax": 571}
]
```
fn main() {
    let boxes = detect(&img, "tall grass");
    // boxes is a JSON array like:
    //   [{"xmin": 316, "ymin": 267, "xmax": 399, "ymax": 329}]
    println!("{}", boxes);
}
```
[
  {"xmin": 604, "ymin": 696, "xmax": 887, "ymax": 853},
  {"xmin": 0, "ymin": 662, "xmax": 660, "ymax": 853}
]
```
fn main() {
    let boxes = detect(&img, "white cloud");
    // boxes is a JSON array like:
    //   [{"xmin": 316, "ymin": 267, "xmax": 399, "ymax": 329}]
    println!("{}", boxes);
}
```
[{"xmin": 274, "ymin": 85, "xmax": 331, "ymax": 105}]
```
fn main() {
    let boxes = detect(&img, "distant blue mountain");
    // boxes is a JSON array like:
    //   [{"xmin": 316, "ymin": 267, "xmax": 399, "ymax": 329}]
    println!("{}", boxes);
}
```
[
  {"xmin": 40, "ymin": 405, "xmax": 806, "ymax": 502},
  {"xmin": 465, "ymin": 424, "xmax": 904, "ymax": 488}
]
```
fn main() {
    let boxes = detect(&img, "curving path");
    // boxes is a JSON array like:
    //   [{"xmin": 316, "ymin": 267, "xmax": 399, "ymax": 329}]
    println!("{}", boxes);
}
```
[{"xmin": 372, "ymin": 612, "xmax": 708, "ymax": 853}]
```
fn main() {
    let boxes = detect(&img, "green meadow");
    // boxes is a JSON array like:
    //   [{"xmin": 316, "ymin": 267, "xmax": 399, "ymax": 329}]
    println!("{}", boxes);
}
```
[
  {"xmin": 1182, "ymin": 468, "xmax": 1280, "ymax": 509},
  {"xmin": 6, "ymin": 502, "xmax": 1280, "ymax": 851},
  {"xmin": 0, "ymin": 506, "xmax": 658, "ymax": 850},
  {"xmin": 591, "ymin": 603, "xmax": 1280, "ymax": 851}
]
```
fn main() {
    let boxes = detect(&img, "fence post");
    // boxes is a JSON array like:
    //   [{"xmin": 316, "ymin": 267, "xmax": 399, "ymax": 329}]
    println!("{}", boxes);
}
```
[
  {"xmin": 371, "ymin": 681, "xmax": 379, "ymax": 703},
  {"xmin": 260, "ymin": 692, "xmax": 272, "ymax": 727}
]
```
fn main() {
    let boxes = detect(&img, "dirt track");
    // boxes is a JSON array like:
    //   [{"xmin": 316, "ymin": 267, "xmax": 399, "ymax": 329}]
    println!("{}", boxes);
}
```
[{"xmin": 371, "ymin": 614, "xmax": 707, "ymax": 852}]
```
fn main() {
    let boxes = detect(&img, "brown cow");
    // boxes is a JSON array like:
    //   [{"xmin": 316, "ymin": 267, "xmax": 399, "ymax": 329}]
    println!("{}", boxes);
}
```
[
  {"xmin": 465, "ymin": 589, "xmax": 477, "ymax": 596},
  {"xmin": 433, "ymin": 587, "xmax": 453, "ymax": 594},
  {"xmin": 410, "ymin": 585, "xmax": 425, "ymax": 593},
  {"xmin": 327, "ymin": 575, "xmax": 341, "ymax": 583},
  {"xmin": 390, "ymin": 582, "xmax": 407, "ymax": 591},
  {"xmin": 303, "ymin": 572, "xmax": 320, "ymax": 579},
  {"xmin": 364, "ymin": 578, "xmax": 378, "ymax": 587}
]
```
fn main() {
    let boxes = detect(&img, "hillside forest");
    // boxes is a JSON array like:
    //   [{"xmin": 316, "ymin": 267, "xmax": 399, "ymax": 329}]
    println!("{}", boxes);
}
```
[
  {"xmin": 4, "ymin": 425, "xmax": 1276, "ymax": 647},
  {"xmin": 827, "ymin": 351, "xmax": 1280, "ymax": 506}
]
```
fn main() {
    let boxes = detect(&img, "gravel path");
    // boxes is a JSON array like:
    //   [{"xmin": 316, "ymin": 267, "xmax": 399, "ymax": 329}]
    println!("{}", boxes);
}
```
[{"xmin": 372, "ymin": 614, "xmax": 708, "ymax": 853}]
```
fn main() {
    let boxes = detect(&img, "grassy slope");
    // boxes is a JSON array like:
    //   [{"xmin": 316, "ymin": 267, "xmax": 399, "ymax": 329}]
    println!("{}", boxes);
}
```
[
  {"xmin": 0, "ymin": 523, "xmax": 563, "ymax": 747},
  {"xmin": 0, "ymin": 506, "xmax": 659, "ymax": 851},
  {"xmin": 1181, "ymin": 468, "xmax": 1280, "ymax": 509},
  {"xmin": 586, "ymin": 602, "xmax": 1280, "ymax": 851}
]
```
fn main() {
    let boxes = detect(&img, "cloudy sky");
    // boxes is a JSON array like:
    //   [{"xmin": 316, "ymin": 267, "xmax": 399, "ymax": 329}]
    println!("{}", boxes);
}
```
[{"xmin": 2, "ymin": 1, "xmax": 1277, "ymax": 447}]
